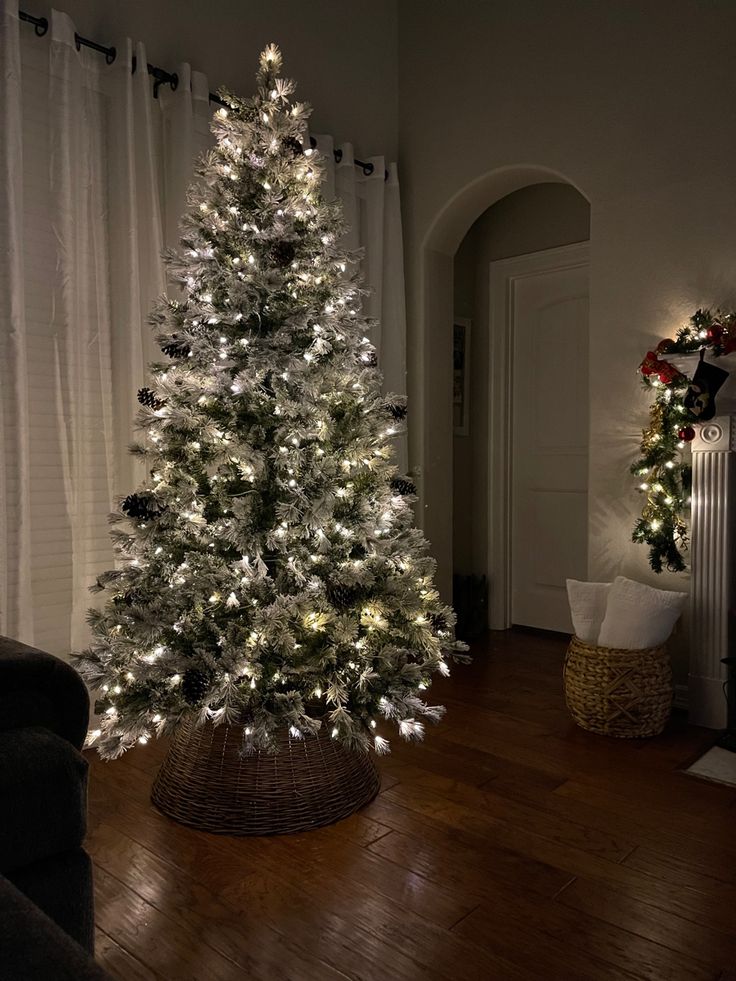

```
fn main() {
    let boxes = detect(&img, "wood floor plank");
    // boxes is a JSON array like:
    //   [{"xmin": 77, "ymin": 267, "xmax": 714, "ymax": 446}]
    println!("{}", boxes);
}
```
[
  {"xmin": 381, "ymin": 739, "xmax": 508, "ymax": 788},
  {"xmin": 452, "ymin": 897, "xmax": 712, "ymax": 981},
  {"xmin": 472, "ymin": 757, "xmax": 736, "ymax": 883},
  {"xmin": 367, "ymin": 824, "xmax": 574, "ymax": 902},
  {"xmin": 555, "ymin": 778, "xmax": 736, "ymax": 851},
  {"xmin": 623, "ymin": 844, "xmax": 736, "ymax": 898},
  {"xmin": 94, "ymin": 866, "xmax": 256, "ymax": 981},
  {"xmin": 557, "ymin": 876, "xmax": 736, "ymax": 975},
  {"xmin": 369, "ymin": 790, "xmax": 736, "ymax": 940},
  {"xmin": 381, "ymin": 770, "xmax": 634, "ymax": 861},
  {"xmin": 91, "ymin": 824, "xmax": 363, "ymax": 981},
  {"xmin": 217, "ymin": 863, "xmax": 528, "ymax": 981},
  {"xmin": 94, "ymin": 927, "xmax": 161, "ymax": 981}
]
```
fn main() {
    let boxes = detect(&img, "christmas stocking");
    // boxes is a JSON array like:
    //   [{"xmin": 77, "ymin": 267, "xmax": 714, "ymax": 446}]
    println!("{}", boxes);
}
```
[{"xmin": 684, "ymin": 349, "xmax": 729, "ymax": 421}]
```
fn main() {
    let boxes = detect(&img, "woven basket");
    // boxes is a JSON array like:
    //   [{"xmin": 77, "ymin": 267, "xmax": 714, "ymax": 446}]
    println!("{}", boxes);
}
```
[
  {"xmin": 563, "ymin": 635, "xmax": 673, "ymax": 738},
  {"xmin": 151, "ymin": 716, "xmax": 380, "ymax": 835}
]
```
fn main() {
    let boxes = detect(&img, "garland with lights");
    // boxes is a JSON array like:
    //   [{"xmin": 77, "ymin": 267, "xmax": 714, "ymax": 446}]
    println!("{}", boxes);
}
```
[
  {"xmin": 75, "ymin": 44, "xmax": 468, "ymax": 761},
  {"xmin": 632, "ymin": 308, "xmax": 735, "ymax": 573}
]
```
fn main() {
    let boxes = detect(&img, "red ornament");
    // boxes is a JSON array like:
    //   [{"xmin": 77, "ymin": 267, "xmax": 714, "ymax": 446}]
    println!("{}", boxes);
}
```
[
  {"xmin": 678, "ymin": 426, "xmax": 696, "ymax": 442},
  {"xmin": 707, "ymin": 324, "xmax": 724, "ymax": 343},
  {"xmin": 656, "ymin": 338, "xmax": 675, "ymax": 354}
]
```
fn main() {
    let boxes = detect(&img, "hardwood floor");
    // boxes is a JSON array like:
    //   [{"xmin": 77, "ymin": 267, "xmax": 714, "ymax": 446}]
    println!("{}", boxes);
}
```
[{"xmin": 87, "ymin": 630, "xmax": 736, "ymax": 980}]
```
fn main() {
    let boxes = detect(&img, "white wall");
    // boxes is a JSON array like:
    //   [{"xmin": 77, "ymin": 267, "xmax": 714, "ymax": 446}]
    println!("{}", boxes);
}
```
[
  {"xmin": 453, "ymin": 183, "xmax": 590, "ymax": 576},
  {"xmin": 399, "ymin": 0, "xmax": 736, "ymax": 629},
  {"xmin": 25, "ymin": 0, "xmax": 398, "ymax": 159}
]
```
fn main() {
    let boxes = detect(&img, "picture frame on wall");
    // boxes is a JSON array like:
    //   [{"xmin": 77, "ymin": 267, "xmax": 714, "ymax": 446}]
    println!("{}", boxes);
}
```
[{"xmin": 453, "ymin": 317, "xmax": 471, "ymax": 436}]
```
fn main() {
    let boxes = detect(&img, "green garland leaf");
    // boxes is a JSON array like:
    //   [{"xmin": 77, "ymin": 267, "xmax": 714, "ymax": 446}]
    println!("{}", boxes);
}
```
[{"xmin": 633, "ymin": 308, "xmax": 734, "ymax": 573}]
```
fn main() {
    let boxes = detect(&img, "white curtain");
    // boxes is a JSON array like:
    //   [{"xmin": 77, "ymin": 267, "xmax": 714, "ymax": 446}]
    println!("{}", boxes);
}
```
[
  {"xmin": 312, "ymin": 135, "xmax": 408, "ymax": 434},
  {"xmin": 1, "ymin": 2, "xmax": 211, "ymax": 655},
  {"xmin": 0, "ymin": 1, "xmax": 407, "ymax": 659}
]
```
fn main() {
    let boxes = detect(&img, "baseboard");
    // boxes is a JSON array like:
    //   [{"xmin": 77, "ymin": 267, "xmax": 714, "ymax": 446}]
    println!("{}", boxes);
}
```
[
  {"xmin": 673, "ymin": 684, "xmax": 689, "ymax": 711},
  {"xmin": 687, "ymin": 674, "xmax": 727, "ymax": 729},
  {"xmin": 509, "ymin": 624, "xmax": 571, "ymax": 641}
]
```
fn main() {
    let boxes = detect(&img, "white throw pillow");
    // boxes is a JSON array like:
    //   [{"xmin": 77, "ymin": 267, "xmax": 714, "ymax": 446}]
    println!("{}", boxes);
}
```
[
  {"xmin": 597, "ymin": 575, "xmax": 687, "ymax": 650},
  {"xmin": 566, "ymin": 579, "xmax": 611, "ymax": 644}
]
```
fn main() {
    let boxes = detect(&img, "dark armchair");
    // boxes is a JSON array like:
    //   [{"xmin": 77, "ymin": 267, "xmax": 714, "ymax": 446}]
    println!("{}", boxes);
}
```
[{"xmin": 0, "ymin": 636, "xmax": 110, "ymax": 980}]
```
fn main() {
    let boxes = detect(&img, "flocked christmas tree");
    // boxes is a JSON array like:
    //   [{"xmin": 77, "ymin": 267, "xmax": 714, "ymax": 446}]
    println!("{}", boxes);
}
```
[{"xmin": 76, "ymin": 44, "xmax": 467, "ymax": 760}]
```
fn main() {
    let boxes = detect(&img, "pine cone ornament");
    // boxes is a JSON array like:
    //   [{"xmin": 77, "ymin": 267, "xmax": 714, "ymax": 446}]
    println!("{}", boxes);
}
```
[
  {"xmin": 181, "ymin": 668, "xmax": 212, "ymax": 706},
  {"xmin": 326, "ymin": 581, "xmax": 356, "ymax": 608},
  {"xmin": 282, "ymin": 136, "xmax": 304, "ymax": 157},
  {"xmin": 383, "ymin": 396, "xmax": 408, "ymax": 421},
  {"xmin": 121, "ymin": 493, "xmax": 165, "ymax": 521},
  {"xmin": 161, "ymin": 336, "xmax": 191, "ymax": 359},
  {"xmin": 391, "ymin": 476, "xmax": 417, "ymax": 497},
  {"xmin": 260, "ymin": 371, "xmax": 276, "ymax": 397},
  {"xmin": 429, "ymin": 611, "xmax": 448, "ymax": 632},
  {"xmin": 244, "ymin": 311, "xmax": 264, "ymax": 331},
  {"xmin": 137, "ymin": 387, "xmax": 167, "ymax": 410},
  {"xmin": 271, "ymin": 240, "xmax": 297, "ymax": 267},
  {"xmin": 203, "ymin": 499, "xmax": 223, "ymax": 524}
]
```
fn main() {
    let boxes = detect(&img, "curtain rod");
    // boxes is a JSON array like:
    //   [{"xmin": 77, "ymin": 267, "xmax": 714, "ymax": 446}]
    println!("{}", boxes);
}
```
[{"xmin": 18, "ymin": 9, "xmax": 386, "ymax": 179}]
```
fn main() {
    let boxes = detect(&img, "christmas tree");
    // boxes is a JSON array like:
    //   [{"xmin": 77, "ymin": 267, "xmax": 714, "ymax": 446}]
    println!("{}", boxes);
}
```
[{"xmin": 77, "ymin": 44, "xmax": 467, "ymax": 761}]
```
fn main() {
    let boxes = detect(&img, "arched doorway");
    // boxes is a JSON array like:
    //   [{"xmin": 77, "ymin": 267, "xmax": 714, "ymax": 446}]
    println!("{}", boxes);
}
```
[{"xmin": 416, "ymin": 166, "xmax": 591, "ymax": 636}]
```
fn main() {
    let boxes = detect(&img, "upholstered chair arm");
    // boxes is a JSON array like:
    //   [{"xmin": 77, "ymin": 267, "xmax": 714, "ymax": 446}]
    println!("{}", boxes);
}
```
[{"xmin": 0, "ymin": 638, "xmax": 89, "ymax": 750}]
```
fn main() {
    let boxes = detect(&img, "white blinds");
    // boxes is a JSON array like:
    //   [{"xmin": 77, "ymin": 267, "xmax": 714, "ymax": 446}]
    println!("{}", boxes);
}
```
[
  {"xmin": 0, "ymin": 0, "xmax": 32, "ymax": 642},
  {"xmin": 0, "ymin": 0, "xmax": 407, "ymax": 660}
]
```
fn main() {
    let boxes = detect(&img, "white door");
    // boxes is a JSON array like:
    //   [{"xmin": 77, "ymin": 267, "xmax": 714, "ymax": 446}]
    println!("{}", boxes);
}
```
[{"xmin": 489, "ymin": 244, "xmax": 589, "ymax": 632}]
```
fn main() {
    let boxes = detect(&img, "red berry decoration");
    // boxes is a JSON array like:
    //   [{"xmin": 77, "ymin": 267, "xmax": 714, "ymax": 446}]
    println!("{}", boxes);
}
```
[
  {"xmin": 640, "ymin": 351, "xmax": 659, "ymax": 376},
  {"xmin": 656, "ymin": 361, "xmax": 682, "ymax": 385},
  {"xmin": 678, "ymin": 426, "xmax": 696, "ymax": 442}
]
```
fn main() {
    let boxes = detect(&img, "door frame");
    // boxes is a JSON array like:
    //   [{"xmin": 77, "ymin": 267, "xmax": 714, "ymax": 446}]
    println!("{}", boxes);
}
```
[{"xmin": 487, "ymin": 241, "xmax": 590, "ymax": 629}]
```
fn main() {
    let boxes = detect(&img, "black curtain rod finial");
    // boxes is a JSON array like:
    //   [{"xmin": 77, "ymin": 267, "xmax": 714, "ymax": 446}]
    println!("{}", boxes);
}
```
[{"xmin": 19, "ymin": 10, "xmax": 47, "ymax": 36}]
